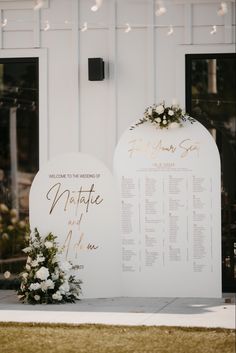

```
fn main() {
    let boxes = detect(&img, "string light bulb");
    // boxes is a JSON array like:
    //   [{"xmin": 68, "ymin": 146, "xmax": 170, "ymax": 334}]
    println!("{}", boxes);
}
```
[
  {"xmin": 217, "ymin": 2, "xmax": 228, "ymax": 16},
  {"xmin": 81, "ymin": 22, "xmax": 88, "ymax": 32},
  {"xmin": 91, "ymin": 0, "xmax": 103, "ymax": 12},
  {"xmin": 124, "ymin": 23, "xmax": 131, "ymax": 33},
  {"xmin": 34, "ymin": 0, "xmax": 44, "ymax": 11},
  {"xmin": 155, "ymin": 1, "xmax": 167, "ymax": 16},
  {"xmin": 210, "ymin": 25, "xmax": 217, "ymax": 35}
]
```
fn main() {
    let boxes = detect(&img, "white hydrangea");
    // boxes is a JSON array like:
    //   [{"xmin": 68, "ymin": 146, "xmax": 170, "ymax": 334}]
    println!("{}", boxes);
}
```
[
  {"xmin": 35, "ymin": 266, "xmax": 49, "ymax": 281},
  {"xmin": 168, "ymin": 109, "xmax": 174, "ymax": 116},
  {"xmin": 40, "ymin": 279, "xmax": 54, "ymax": 292},
  {"xmin": 156, "ymin": 117, "xmax": 161, "ymax": 123}
]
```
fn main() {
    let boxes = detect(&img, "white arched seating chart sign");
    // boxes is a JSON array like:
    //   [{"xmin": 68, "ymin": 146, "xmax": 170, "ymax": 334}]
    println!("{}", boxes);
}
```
[
  {"xmin": 114, "ymin": 120, "xmax": 221, "ymax": 298},
  {"xmin": 30, "ymin": 153, "xmax": 121, "ymax": 298}
]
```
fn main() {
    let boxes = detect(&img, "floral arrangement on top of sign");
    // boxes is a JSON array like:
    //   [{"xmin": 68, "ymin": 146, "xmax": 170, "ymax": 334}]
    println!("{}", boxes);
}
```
[
  {"xmin": 17, "ymin": 228, "xmax": 82, "ymax": 304},
  {"xmin": 130, "ymin": 102, "xmax": 195, "ymax": 130}
]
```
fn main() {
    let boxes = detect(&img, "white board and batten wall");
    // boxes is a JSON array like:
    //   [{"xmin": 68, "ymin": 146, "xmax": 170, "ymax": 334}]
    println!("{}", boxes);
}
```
[{"xmin": 0, "ymin": 0, "xmax": 235, "ymax": 169}]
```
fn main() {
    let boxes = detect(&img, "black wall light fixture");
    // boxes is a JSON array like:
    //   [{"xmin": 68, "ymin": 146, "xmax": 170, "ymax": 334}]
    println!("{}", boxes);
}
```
[{"xmin": 88, "ymin": 58, "xmax": 105, "ymax": 81}]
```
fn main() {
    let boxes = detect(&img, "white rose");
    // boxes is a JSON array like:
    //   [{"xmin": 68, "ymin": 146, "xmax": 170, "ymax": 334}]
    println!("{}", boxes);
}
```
[
  {"xmin": 52, "ymin": 291, "xmax": 62, "ymax": 301},
  {"xmin": 163, "ymin": 120, "xmax": 167, "ymax": 125},
  {"xmin": 22, "ymin": 272, "xmax": 28, "ymax": 279},
  {"xmin": 29, "ymin": 282, "xmax": 41, "ymax": 291},
  {"xmin": 156, "ymin": 117, "xmax": 161, "ymax": 123},
  {"xmin": 27, "ymin": 256, "xmax": 32, "ymax": 264},
  {"xmin": 36, "ymin": 266, "xmax": 49, "ymax": 281},
  {"xmin": 34, "ymin": 295, "xmax": 40, "ymax": 301},
  {"xmin": 2, "ymin": 233, "xmax": 9, "ymax": 240},
  {"xmin": 155, "ymin": 105, "xmax": 164, "ymax": 114},
  {"xmin": 44, "ymin": 241, "xmax": 53, "ymax": 249},
  {"xmin": 168, "ymin": 109, "xmax": 174, "ymax": 116}
]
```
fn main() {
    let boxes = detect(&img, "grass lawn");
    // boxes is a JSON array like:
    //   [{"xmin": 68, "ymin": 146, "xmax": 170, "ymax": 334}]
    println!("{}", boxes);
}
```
[{"xmin": 0, "ymin": 322, "xmax": 235, "ymax": 353}]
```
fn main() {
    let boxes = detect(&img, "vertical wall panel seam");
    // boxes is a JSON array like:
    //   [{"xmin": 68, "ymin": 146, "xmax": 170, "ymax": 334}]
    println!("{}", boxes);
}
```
[
  {"xmin": 0, "ymin": 8, "xmax": 3, "ymax": 49},
  {"xmin": 72, "ymin": 0, "xmax": 80, "ymax": 151},
  {"xmin": 224, "ymin": 1, "xmax": 232, "ymax": 44},
  {"xmin": 33, "ymin": 8, "xmax": 41, "ymax": 48},
  {"xmin": 184, "ymin": 3, "xmax": 192, "ymax": 45},
  {"xmin": 108, "ymin": 0, "xmax": 118, "ymax": 156},
  {"xmin": 147, "ymin": 0, "xmax": 155, "ymax": 104}
]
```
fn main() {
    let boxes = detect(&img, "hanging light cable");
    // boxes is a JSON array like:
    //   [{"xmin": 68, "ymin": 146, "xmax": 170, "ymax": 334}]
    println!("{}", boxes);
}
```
[{"xmin": 91, "ymin": 0, "xmax": 103, "ymax": 12}]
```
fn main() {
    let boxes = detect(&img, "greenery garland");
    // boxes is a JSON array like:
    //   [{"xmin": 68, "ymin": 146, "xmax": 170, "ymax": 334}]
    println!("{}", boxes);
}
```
[
  {"xmin": 17, "ymin": 228, "xmax": 82, "ymax": 304},
  {"xmin": 130, "ymin": 102, "xmax": 195, "ymax": 130}
]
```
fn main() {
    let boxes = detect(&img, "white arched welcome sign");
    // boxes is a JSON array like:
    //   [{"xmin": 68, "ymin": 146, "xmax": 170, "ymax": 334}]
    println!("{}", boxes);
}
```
[{"xmin": 114, "ymin": 120, "xmax": 221, "ymax": 298}]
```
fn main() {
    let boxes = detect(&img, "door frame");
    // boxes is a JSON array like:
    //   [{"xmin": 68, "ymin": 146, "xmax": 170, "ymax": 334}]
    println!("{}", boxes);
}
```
[{"xmin": 0, "ymin": 48, "xmax": 48, "ymax": 167}]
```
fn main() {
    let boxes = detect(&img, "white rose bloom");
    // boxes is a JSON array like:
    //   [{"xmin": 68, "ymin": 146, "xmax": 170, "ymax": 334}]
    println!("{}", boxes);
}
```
[
  {"xmin": 59, "ymin": 281, "xmax": 70, "ymax": 294},
  {"xmin": 163, "ymin": 120, "xmax": 167, "ymax": 125},
  {"xmin": 156, "ymin": 117, "xmax": 161, "ymax": 123},
  {"xmin": 155, "ymin": 105, "xmax": 164, "ymax": 114},
  {"xmin": 44, "ymin": 241, "xmax": 53, "ymax": 249},
  {"xmin": 52, "ymin": 291, "xmax": 62, "ymax": 301},
  {"xmin": 22, "ymin": 272, "xmax": 28, "ymax": 279},
  {"xmin": 29, "ymin": 282, "xmax": 41, "ymax": 291},
  {"xmin": 36, "ymin": 266, "xmax": 49, "ymax": 281},
  {"xmin": 26, "ymin": 264, "xmax": 31, "ymax": 271},
  {"xmin": 22, "ymin": 247, "xmax": 31, "ymax": 253},
  {"xmin": 34, "ymin": 295, "xmax": 40, "ymax": 301},
  {"xmin": 31, "ymin": 260, "xmax": 38, "ymax": 268},
  {"xmin": 168, "ymin": 109, "xmax": 174, "ymax": 116}
]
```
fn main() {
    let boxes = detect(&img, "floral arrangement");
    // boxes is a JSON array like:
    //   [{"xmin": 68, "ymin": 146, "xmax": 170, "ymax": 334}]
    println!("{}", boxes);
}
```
[
  {"xmin": 17, "ymin": 228, "xmax": 82, "ymax": 304},
  {"xmin": 0, "ymin": 203, "xmax": 28, "ymax": 261},
  {"xmin": 130, "ymin": 102, "xmax": 195, "ymax": 130}
]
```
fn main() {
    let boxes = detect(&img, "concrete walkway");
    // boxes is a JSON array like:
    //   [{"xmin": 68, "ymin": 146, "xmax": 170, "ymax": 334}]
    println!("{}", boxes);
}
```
[{"xmin": 0, "ymin": 290, "xmax": 235, "ymax": 329}]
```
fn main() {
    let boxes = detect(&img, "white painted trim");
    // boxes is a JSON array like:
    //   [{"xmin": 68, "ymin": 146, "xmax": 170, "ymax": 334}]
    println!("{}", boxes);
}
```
[
  {"xmin": 107, "ymin": 0, "xmax": 118, "ymax": 159},
  {"xmin": 147, "ymin": 0, "xmax": 155, "ymax": 105},
  {"xmin": 173, "ymin": 0, "xmax": 234, "ymax": 3},
  {"xmin": 224, "ymin": 1, "xmax": 233, "ymax": 44},
  {"xmin": 0, "ymin": 9, "xmax": 3, "ymax": 49},
  {"xmin": 184, "ymin": 3, "xmax": 192, "ymax": 45},
  {"xmin": 175, "ymin": 44, "xmax": 235, "ymax": 109},
  {"xmin": 33, "ymin": 6, "xmax": 40, "ymax": 48},
  {"xmin": 0, "ymin": 48, "xmax": 48, "ymax": 167},
  {"xmin": 71, "ymin": 0, "xmax": 79, "ymax": 151}
]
